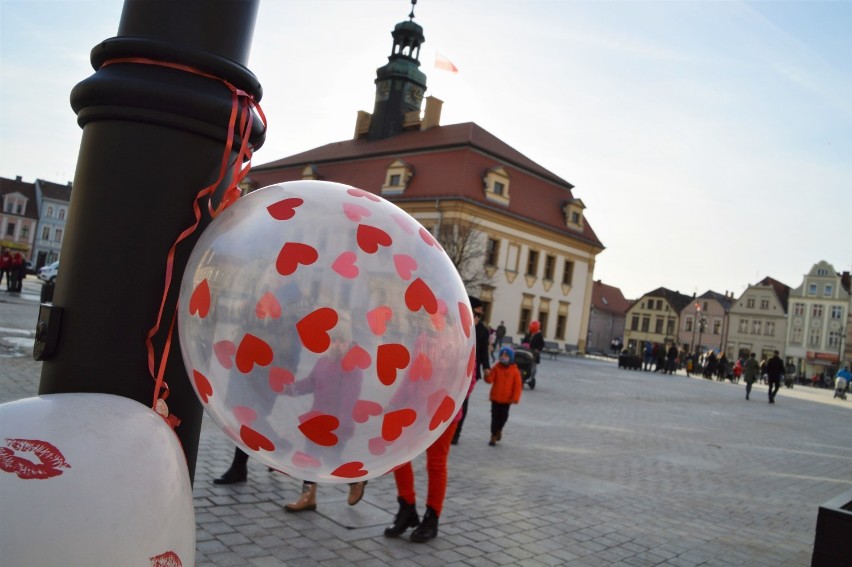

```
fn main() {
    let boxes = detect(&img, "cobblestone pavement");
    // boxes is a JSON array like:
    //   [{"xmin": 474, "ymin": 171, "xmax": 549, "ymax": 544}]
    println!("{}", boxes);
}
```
[{"xmin": 3, "ymin": 279, "xmax": 851, "ymax": 566}]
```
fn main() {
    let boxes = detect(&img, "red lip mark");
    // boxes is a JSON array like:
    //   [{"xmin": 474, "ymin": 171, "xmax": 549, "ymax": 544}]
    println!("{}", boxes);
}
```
[
  {"xmin": 366, "ymin": 305, "xmax": 393, "ymax": 336},
  {"xmin": 356, "ymin": 224, "xmax": 393, "ymax": 254},
  {"xmin": 298, "ymin": 413, "xmax": 340, "ymax": 446},
  {"xmin": 188, "ymin": 279, "xmax": 210, "ymax": 318},
  {"xmin": 256, "ymin": 292, "xmax": 282, "ymax": 320},
  {"xmin": 267, "ymin": 197, "xmax": 304, "ymax": 220},
  {"xmin": 213, "ymin": 340, "xmax": 236, "ymax": 369},
  {"xmin": 331, "ymin": 461, "xmax": 368, "ymax": 479},
  {"xmin": 276, "ymin": 242, "xmax": 319, "ymax": 276},
  {"xmin": 0, "ymin": 438, "xmax": 71, "ymax": 480},
  {"xmin": 347, "ymin": 187, "xmax": 381, "ymax": 202},
  {"xmin": 405, "ymin": 278, "xmax": 438, "ymax": 314},
  {"xmin": 193, "ymin": 369, "xmax": 213, "ymax": 403},
  {"xmin": 297, "ymin": 307, "xmax": 338, "ymax": 353},
  {"xmin": 341, "ymin": 344, "xmax": 372, "ymax": 372},
  {"xmin": 382, "ymin": 408, "xmax": 417, "ymax": 442},
  {"xmin": 235, "ymin": 334, "xmax": 274, "ymax": 373},
  {"xmin": 150, "ymin": 550, "xmax": 183, "ymax": 567},
  {"xmin": 376, "ymin": 343, "xmax": 411, "ymax": 386}
]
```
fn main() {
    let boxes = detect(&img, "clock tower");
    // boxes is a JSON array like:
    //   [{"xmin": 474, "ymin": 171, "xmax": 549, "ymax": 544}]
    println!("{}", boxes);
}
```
[{"xmin": 367, "ymin": 1, "xmax": 427, "ymax": 141}]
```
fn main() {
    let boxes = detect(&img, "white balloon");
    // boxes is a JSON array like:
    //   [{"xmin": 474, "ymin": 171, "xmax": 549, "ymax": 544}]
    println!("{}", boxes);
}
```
[{"xmin": 0, "ymin": 393, "xmax": 195, "ymax": 566}]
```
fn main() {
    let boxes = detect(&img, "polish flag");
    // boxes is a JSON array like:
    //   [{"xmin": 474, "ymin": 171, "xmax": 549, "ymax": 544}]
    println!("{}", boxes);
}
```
[{"xmin": 435, "ymin": 52, "xmax": 459, "ymax": 73}]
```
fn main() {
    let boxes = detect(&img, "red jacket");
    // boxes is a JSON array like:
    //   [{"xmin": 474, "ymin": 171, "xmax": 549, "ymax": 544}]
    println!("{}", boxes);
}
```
[{"xmin": 485, "ymin": 362, "xmax": 522, "ymax": 404}]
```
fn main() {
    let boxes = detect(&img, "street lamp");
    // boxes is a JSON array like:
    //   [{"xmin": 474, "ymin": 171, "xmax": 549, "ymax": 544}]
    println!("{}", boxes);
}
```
[{"xmin": 690, "ymin": 303, "xmax": 700, "ymax": 354}]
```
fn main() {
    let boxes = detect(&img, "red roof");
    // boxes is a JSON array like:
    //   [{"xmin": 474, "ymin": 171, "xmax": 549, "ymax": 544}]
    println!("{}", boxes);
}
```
[
  {"xmin": 251, "ymin": 122, "xmax": 603, "ymax": 249},
  {"xmin": 592, "ymin": 280, "xmax": 631, "ymax": 315}
]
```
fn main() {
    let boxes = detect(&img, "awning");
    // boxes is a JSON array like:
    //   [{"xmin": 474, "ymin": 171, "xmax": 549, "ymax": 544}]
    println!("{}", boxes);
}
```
[{"xmin": 0, "ymin": 240, "xmax": 30, "ymax": 252}]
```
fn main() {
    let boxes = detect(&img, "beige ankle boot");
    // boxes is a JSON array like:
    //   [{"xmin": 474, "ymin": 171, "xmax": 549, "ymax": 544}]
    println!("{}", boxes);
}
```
[
  {"xmin": 347, "ymin": 481, "xmax": 367, "ymax": 506},
  {"xmin": 285, "ymin": 482, "xmax": 317, "ymax": 512}
]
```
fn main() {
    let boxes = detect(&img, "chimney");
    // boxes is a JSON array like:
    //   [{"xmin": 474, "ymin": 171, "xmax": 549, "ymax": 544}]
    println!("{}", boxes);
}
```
[
  {"xmin": 16, "ymin": 175, "xmax": 22, "ymax": 182},
  {"xmin": 421, "ymin": 96, "xmax": 443, "ymax": 130}
]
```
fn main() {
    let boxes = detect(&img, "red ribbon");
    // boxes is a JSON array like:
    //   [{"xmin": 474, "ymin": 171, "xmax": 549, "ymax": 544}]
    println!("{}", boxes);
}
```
[{"xmin": 100, "ymin": 57, "xmax": 266, "ymax": 427}]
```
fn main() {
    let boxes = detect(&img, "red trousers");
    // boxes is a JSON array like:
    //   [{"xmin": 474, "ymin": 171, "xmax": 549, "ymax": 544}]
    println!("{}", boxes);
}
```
[{"xmin": 393, "ymin": 422, "xmax": 457, "ymax": 517}]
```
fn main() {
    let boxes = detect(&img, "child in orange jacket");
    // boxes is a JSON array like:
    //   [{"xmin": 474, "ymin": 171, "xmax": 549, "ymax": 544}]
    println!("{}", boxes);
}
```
[{"xmin": 485, "ymin": 347, "xmax": 522, "ymax": 446}]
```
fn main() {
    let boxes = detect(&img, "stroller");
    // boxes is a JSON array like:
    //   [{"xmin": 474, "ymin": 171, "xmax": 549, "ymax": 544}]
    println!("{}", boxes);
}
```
[
  {"xmin": 834, "ymin": 376, "xmax": 847, "ymax": 400},
  {"xmin": 513, "ymin": 346, "xmax": 537, "ymax": 390}
]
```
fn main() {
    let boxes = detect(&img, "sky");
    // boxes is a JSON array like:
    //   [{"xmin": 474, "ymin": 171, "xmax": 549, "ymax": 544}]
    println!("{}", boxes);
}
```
[{"xmin": 1, "ymin": 0, "xmax": 850, "ymax": 300}]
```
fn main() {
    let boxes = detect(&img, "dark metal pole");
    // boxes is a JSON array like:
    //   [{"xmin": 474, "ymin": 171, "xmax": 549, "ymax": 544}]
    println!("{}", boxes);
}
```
[{"xmin": 37, "ymin": 0, "xmax": 264, "ymax": 482}]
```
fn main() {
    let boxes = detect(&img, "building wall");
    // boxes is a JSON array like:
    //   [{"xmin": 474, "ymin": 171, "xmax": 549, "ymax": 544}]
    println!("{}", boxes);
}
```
[
  {"xmin": 32, "ymin": 197, "xmax": 68, "ymax": 268},
  {"xmin": 587, "ymin": 309, "xmax": 625, "ymax": 354},
  {"xmin": 726, "ymin": 283, "xmax": 788, "ymax": 362},
  {"xmin": 624, "ymin": 296, "xmax": 680, "ymax": 355},
  {"xmin": 676, "ymin": 298, "xmax": 727, "ymax": 355}
]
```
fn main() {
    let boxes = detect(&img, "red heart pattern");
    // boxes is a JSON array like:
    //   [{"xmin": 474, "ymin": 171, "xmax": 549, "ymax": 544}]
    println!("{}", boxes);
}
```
[
  {"xmin": 269, "ymin": 366, "xmax": 295, "ymax": 392},
  {"xmin": 368, "ymin": 436, "xmax": 390, "ymax": 456},
  {"xmin": 240, "ymin": 425, "xmax": 275, "ymax": 452},
  {"xmin": 376, "ymin": 343, "xmax": 411, "ymax": 386},
  {"xmin": 352, "ymin": 399, "xmax": 383, "ymax": 423},
  {"xmin": 341, "ymin": 344, "xmax": 372, "ymax": 372},
  {"xmin": 419, "ymin": 227, "xmax": 442, "ymax": 249},
  {"xmin": 409, "ymin": 353, "xmax": 433, "ymax": 381},
  {"xmin": 332, "ymin": 251, "xmax": 359, "ymax": 279},
  {"xmin": 405, "ymin": 278, "xmax": 438, "ymax": 314},
  {"xmin": 458, "ymin": 301, "xmax": 473, "ymax": 338},
  {"xmin": 366, "ymin": 305, "xmax": 393, "ymax": 336},
  {"xmin": 276, "ymin": 242, "xmax": 319, "ymax": 276},
  {"xmin": 343, "ymin": 202, "xmax": 371, "ymax": 222},
  {"xmin": 382, "ymin": 408, "xmax": 417, "ymax": 441},
  {"xmin": 235, "ymin": 334, "xmax": 274, "ymax": 373},
  {"xmin": 331, "ymin": 461, "xmax": 368, "ymax": 479},
  {"xmin": 256, "ymin": 292, "xmax": 282, "ymax": 320},
  {"xmin": 393, "ymin": 254, "xmax": 417, "ymax": 280},
  {"xmin": 296, "ymin": 307, "xmax": 338, "ymax": 353},
  {"xmin": 467, "ymin": 345, "xmax": 476, "ymax": 377},
  {"xmin": 213, "ymin": 340, "xmax": 236, "ymax": 369},
  {"xmin": 298, "ymin": 413, "xmax": 340, "ymax": 446},
  {"xmin": 347, "ymin": 187, "xmax": 381, "ymax": 202},
  {"xmin": 391, "ymin": 213, "xmax": 416, "ymax": 235},
  {"xmin": 429, "ymin": 394, "xmax": 456, "ymax": 431},
  {"xmin": 357, "ymin": 224, "xmax": 392, "ymax": 254},
  {"xmin": 267, "ymin": 197, "xmax": 303, "ymax": 220},
  {"xmin": 188, "ymin": 279, "xmax": 210, "ymax": 318},
  {"xmin": 193, "ymin": 370, "xmax": 212, "ymax": 403},
  {"xmin": 292, "ymin": 451, "xmax": 321, "ymax": 469},
  {"xmin": 232, "ymin": 405, "xmax": 257, "ymax": 425}
]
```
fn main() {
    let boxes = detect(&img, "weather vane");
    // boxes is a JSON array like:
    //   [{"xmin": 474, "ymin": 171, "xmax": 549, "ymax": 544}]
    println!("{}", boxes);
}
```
[{"xmin": 409, "ymin": 0, "xmax": 417, "ymax": 20}]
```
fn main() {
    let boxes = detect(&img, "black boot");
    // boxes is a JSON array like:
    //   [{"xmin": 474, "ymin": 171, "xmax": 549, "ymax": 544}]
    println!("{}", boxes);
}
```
[
  {"xmin": 384, "ymin": 497, "xmax": 419, "ymax": 538},
  {"xmin": 213, "ymin": 447, "xmax": 248, "ymax": 484},
  {"xmin": 410, "ymin": 506, "xmax": 438, "ymax": 543}
]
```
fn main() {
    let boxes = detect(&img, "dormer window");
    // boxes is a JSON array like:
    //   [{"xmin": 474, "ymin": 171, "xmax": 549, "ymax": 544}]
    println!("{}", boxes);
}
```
[
  {"xmin": 483, "ymin": 166, "xmax": 510, "ymax": 206},
  {"xmin": 563, "ymin": 198, "xmax": 585, "ymax": 231},
  {"xmin": 381, "ymin": 159, "xmax": 413, "ymax": 196},
  {"xmin": 301, "ymin": 165, "xmax": 321, "ymax": 180}
]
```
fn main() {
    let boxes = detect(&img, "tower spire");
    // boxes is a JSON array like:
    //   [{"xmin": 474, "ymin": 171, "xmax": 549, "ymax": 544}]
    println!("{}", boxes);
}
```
[{"xmin": 409, "ymin": 0, "xmax": 416, "ymax": 20}]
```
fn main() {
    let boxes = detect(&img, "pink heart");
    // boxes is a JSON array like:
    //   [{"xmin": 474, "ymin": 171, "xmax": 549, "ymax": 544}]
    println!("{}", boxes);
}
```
[
  {"xmin": 233, "ymin": 406, "xmax": 257, "ymax": 426},
  {"xmin": 393, "ymin": 254, "xmax": 417, "ymax": 280},
  {"xmin": 292, "ymin": 451, "xmax": 321, "ymax": 469},
  {"xmin": 391, "ymin": 213, "xmax": 417, "ymax": 235},
  {"xmin": 332, "ymin": 251, "xmax": 359, "ymax": 279},
  {"xmin": 269, "ymin": 367, "xmax": 294, "ymax": 392},
  {"xmin": 368, "ymin": 436, "xmax": 390, "ymax": 456},
  {"xmin": 343, "ymin": 202, "xmax": 371, "ymax": 222},
  {"xmin": 352, "ymin": 399, "xmax": 383, "ymax": 423},
  {"xmin": 366, "ymin": 305, "xmax": 393, "ymax": 336}
]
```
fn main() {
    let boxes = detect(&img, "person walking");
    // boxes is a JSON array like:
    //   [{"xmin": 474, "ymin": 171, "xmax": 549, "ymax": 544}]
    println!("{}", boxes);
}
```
[
  {"xmin": 522, "ymin": 320, "xmax": 545, "ymax": 364},
  {"xmin": 485, "ymin": 347, "xmax": 522, "ymax": 446},
  {"xmin": 495, "ymin": 321, "xmax": 506, "ymax": 349},
  {"xmin": 452, "ymin": 296, "xmax": 490, "ymax": 445},
  {"xmin": 766, "ymin": 350, "xmax": 785, "ymax": 404},
  {"xmin": 0, "ymin": 249, "xmax": 9, "ymax": 289},
  {"xmin": 743, "ymin": 352, "xmax": 759, "ymax": 400},
  {"xmin": 666, "ymin": 343, "xmax": 678, "ymax": 375}
]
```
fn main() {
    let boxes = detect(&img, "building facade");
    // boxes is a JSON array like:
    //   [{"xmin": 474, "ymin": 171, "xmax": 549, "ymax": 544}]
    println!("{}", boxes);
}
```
[
  {"xmin": 677, "ymin": 290, "xmax": 734, "ymax": 356},
  {"xmin": 247, "ymin": 10, "xmax": 604, "ymax": 351},
  {"xmin": 0, "ymin": 176, "xmax": 38, "ymax": 260},
  {"xmin": 32, "ymin": 179, "xmax": 72, "ymax": 270},
  {"xmin": 624, "ymin": 287, "xmax": 692, "ymax": 355},
  {"xmin": 586, "ymin": 280, "xmax": 630, "ymax": 354},
  {"xmin": 785, "ymin": 261, "xmax": 850, "ymax": 378},
  {"xmin": 726, "ymin": 277, "xmax": 790, "ymax": 363}
]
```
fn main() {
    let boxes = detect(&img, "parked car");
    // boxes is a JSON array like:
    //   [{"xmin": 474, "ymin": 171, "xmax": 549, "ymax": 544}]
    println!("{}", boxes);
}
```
[{"xmin": 38, "ymin": 261, "xmax": 59, "ymax": 283}]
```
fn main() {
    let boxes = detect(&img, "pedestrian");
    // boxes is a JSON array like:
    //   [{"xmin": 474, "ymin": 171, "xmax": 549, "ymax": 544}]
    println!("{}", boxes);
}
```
[
  {"xmin": 686, "ymin": 352, "xmax": 694, "ymax": 377},
  {"xmin": 743, "ymin": 352, "xmax": 759, "ymax": 400},
  {"xmin": 9, "ymin": 252, "xmax": 24, "ymax": 293},
  {"xmin": 704, "ymin": 351, "xmax": 718, "ymax": 379},
  {"xmin": 495, "ymin": 320, "xmax": 506, "ymax": 349},
  {"xmin": 452, "ymin": 296, "xmax": 490, "ymax": 445},
  {"xmin": 643, "ymin": 341, "xmax": 653, "ymax": 371},
  {"xmin": 717, "ymin": 352, "xmax": 729, "ymax": 382},
  {"xmin": 834, "ymin": 365, "xmax": 850, "ymax": 400},
  {"xmin": 0, "ymin": 249, "xmax": 10, "ymax": 289},
  {"xmin": 666, "ymin": 343, "xmax": 678, "ymax": 375},
  {"xmin": 522, "ymin": 320, "xmax": 544, "ymax": 364},
  {"xmin": 766, "ymin": 350, "xmax": 785, "ymax": 404},
  {"xmin": 485, "ymin": 346, "xmax": 522, "ymax": 446},
  {"xmin": 488, "ymin": 326, "xmax": 497, "ymax": 362},
  {"xmin": 732, "ymin": 358, "xmax": 743, "ymax": 384}
]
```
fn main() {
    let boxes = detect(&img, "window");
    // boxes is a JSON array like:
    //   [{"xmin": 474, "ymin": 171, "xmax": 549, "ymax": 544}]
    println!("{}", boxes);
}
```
[
  {"xmin": 58, "ymin": 209, "xmax": 65, "ymax": 220},
  {"xmin": 816, "ymin": 268, "xmax": 829, "ymax": 276},
  {"xmin": 42, "ymin": 227, "xmax": 50, "ymax": 240},
  {"xmin": 562, "ymin": 198, "xmax": 585, "ymax": 230},
  {"xmin": 562, "ymin": 260, "xmax": 574, "ymax": 286},
  {"xmin": 760, "ymin": 299, "xmax": 769, "ymax": 309},
  {"xmin": 738, "ymin": 319, "xmax": 747, "ymax": 333},
  {"xmin": 812, "ymin": 305, "xmax": 823, "ymax": 318},
  {"xmin": 641, "ymin": 317, "xmax": 650, "ymax": 332},
  {"xmin": 47, "ymin": 206, "xmax": 54, "ymax": 218},
  {"xmin": 389, "ymin": 174, "xmax": 401, "ymax": 186},
  {"xmin": 381, "ymin": 159, "xmax": 413, "ymax": 195},
  {"xmin": 830, "ymin": 306, "xmax": 843, "ymax": 319},
  {"xmin": 666, "ymin": 319, "xmax": 674, "ymax": 336},
  {"xmin": 15, "ymin": 204, "xmax": 22, "ymax": 214},
  {"xmin": 655, "ymin": 318, "xmax": 663, "ymax": 334},
  {"xmin": 808, "ymin": 284, "xmax": 817, "ymax": 296},
  {"xmin": 493, "ymin": 181, "xmax": 505, "ymax": 196},
  {"xmin": 685, "ymin": 317, "xmax": 693, "ymax": 332},
  {"xmin": 483, "ymin": 166, "xmax": 510, "ymax": 205},
  {"xmin": 791, "ymin": 327, "xmax": 803, "ymax": 344},
  {"xmin": 555, "ymin": 315, "xmax": 567, "ymax": 340},
  {"xmin": 824, "ymin": 285, "xmax": 833, "ymax": 297},
  {"xmin": 485, "ymin": 238, "xmax": 499, "ymax": 266},
  {"xmin": 543, "ymin": 255, "xmax": 555, "ymax": 280},
  {"xmin": 526, "ymin": 250, "xmax": 539, "ymax": 277},
  {"xmin": 765, "ymin": 321, "xmax": 775, "ymax": 336},
  {"xmin": 21, "ymin": 226, "xmax": 28, "ymax": 238},
  {"xmin": 538, "ymin": 312, "xmax": 549, "ymax": 336},
  {"xmin": 746, "ymin": 298, "xmax": 755, "ymax": 308},
  {"xmin": 518, "ymin": 308, "xmax": 531, "ymax": 335},
  {"xmin": 752, "ymin": 320, "xmax": 761, "ymax": 335},
  {"xmin": 828, "ymin": 330, "xmax": 842, "ymax": 348},
  {"xmin": 702, "ymin": 302, "xmax": 708, "ymax": 311},
  {"xmin": 571, "ymin": 211, "xmax": 580, "ymax": 224},
  {"xmin": 5, "ymin": 222, "xmax": 14, "ymax": 236},
  {"xmin": 808, "ymin": 328, "xmax": 820, "ymax": 347},
  {"xmin": 631, "ymin": 316, "xmax": 639, "ymax": 331},
  {"xmin": 713, "ymin": 320, "xmax": 721, "ymax": 335},
  {"xmin": 54, "ymin": 228, "xmax": 62, "ymax": 242},
  {"xmin": 793, "ymin": 303, "xmax": 805, "ymax": 317}
]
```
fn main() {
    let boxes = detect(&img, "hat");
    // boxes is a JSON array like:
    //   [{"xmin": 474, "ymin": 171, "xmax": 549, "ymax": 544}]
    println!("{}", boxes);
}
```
[
  {"xmin": 499, "ymin": 346, "xmax": 515, "ymax": 363},
  {"xmin": 528, "ymin": 320, "xmax": 540, "ymax": 333}
]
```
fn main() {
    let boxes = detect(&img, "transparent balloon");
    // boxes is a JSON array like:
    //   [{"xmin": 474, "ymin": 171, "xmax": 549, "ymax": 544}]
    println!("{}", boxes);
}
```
[
  {"xmin": 179, "ymin": 181, "xmax": 475, "ymax": 483},
  {"xmin": 0, "ymin": 393, "xmax": 195, "ymax": 566}
]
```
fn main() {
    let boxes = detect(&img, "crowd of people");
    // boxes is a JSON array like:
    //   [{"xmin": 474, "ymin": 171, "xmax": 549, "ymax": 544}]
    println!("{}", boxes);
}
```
[{"xmin": 0, "ymin": 249, "xmax": 27, "ymax": 293}]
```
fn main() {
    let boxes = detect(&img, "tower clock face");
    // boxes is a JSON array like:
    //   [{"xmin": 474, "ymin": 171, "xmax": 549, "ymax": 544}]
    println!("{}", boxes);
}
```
[{"xmin": 404, "ymin": 84, "xmax": 423, "ymax": 106}]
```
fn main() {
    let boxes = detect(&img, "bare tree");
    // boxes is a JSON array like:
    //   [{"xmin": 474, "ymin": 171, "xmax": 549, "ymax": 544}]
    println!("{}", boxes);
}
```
[{"xmin": 435, "ymin": 218, "xmax": 494, "ymax": 290}]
